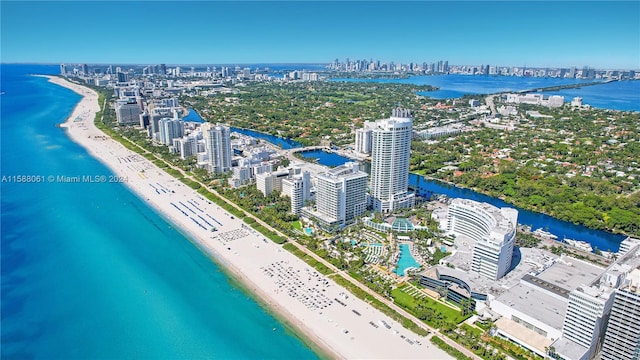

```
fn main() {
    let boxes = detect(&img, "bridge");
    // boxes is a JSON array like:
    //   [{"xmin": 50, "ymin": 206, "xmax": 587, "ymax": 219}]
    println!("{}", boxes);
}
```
[{"xmin": 289, "ymin": 146, "xmax": 331, "ymax": 154}]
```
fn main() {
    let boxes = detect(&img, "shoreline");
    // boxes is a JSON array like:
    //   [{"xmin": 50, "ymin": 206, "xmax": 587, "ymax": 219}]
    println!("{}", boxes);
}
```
[
  {"xmin": 44, "ymin": 75, "xmax": 452, "ymax": 360},
  {"xmin": 42, "ymin": 75, "xmax": 338, "ymax": 360}
]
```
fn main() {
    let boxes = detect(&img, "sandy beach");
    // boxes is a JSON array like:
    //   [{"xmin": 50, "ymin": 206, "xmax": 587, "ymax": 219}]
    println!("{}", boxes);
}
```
[{"xmin": 47, "ymin": 75, "xmax": 454, "ymax": 360}]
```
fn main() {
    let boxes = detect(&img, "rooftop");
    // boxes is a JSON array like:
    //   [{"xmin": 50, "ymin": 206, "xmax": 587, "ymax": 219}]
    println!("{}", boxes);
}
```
[
  {"xmin": 449, "ymin": 198, "xmax": 518, "ymax": 242},
  {"xmin": 494, "ymin": 283, "xmax": 567, "ymax": 330},
  {"xmin": 553, "ymin": 336, "xmax": 590, "ymax": 360},
  {"xmin": 319, "ymin": 162, "xmax": 367, "ymax": 181},
  {"xmin": 535, "ymin": 255, "xmax": 604, "ymax": 294},
  {"xmin": 495, "ymin": 317, "xmax": 553, "ymax": 355}
]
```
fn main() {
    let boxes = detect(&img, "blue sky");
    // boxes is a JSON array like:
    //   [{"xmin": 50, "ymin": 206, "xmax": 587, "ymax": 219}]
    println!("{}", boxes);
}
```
[{"xmin": 1, "ymin": 1, "xmax": 639, "ymax": 69}]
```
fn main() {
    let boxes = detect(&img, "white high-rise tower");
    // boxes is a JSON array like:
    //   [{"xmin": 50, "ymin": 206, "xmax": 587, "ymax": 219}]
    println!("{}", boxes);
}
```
[
  {"xmin": 369, "ymin": 107, "xmax": 415, "ymax": 213},
  {"xmin": 202, "ymin": 123, "xmax": 232, "ymax": 173}
]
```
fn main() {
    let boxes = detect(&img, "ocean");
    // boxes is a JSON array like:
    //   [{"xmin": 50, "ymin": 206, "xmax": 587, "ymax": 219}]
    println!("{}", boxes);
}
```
[{"xmin": 0, "ymin": 64, "xmax": 317, "ymax": 359}]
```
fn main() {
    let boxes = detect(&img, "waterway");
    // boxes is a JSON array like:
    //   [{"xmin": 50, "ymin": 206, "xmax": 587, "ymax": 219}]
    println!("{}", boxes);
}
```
[
  {"xmin": 183, "ymin": 108, "xmax": 205, "ymax": 122},
  {"xmin": 230, "ymin": 127, "xmax": 301, "ymax": 150},
  {"xmin": 298, "ymin": 149, "xmax": 354, "ymax": 167},
  {"xmin": 329, "ymin": 75, "xmax": 639, "ymax": 111},
  {"xmin": 408, "ymin": 174, "xmax": 625, "ymax": 253},
  {"xmin": 226, "ymin": 129, "xmax": 625, "ymax": 252},
  {"xmin": 540, "ymin": 80, "xmax": 640, "ymax": 112}
]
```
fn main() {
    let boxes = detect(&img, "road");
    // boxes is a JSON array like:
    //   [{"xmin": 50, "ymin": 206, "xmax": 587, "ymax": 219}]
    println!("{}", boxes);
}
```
[{"xmin": 485, "ymin": 94, "xmax": 497, "ymax": 116}]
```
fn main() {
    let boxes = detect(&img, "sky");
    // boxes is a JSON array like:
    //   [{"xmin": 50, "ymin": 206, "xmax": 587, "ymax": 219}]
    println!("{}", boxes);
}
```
[{"xmin": 1, "ymin": 1, "xmax": 639, "ymax": 69}]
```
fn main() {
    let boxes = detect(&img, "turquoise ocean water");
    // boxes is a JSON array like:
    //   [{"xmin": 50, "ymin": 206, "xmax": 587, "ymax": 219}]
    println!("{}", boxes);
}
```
[{"xmin": 0, "ymin": 64, "xmax": 317, "ymax": 359}]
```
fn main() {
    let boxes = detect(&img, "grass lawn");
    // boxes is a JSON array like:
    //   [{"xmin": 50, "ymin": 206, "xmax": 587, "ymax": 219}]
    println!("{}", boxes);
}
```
[
  {"xmin": 392, "ymin": 285, "xmax": 470, "ymax": 326},
  {"xmin": 292, "ymin": 220, "xmax": 303, "ymax": 231},
  {"xmin": 391, "ymin": 288, "xmax": 418, "ymax": 308},
  {"xmin": 461, "ymin": 323, "xmax": 483, "ymax": 337}
]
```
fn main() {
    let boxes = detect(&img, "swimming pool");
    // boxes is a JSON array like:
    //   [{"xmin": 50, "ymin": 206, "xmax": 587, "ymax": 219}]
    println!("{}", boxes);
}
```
[
  {"xmin": 394, "ymin": 244, "xmax": 421, "ymax": 276},
  {"xmin": 304, "ymin": 227, "xmax": 313, "ymax": 235}
]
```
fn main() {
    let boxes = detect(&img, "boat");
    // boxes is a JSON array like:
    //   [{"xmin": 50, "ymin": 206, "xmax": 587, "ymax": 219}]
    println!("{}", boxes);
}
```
[
  {"xmin": 533, "ymin": 228, "xmax": 558, "ymax": 240},
  {"xmin": 564, "ymin": 238, "xmax": 593, "ymax": 253}
]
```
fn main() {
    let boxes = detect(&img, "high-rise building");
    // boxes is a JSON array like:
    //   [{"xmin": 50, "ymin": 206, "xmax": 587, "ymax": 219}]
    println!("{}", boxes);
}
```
[
  {"xmin": 158, "ymin": 118, "xmax": 184, "ymax": 145},
  {"xmin": 255, "ymin": 169, "xmax": 289, "ymax": 197},
  {"xmin": 282, "ymin": 169, "xmax": 311, "ymax": 215},
  {"xmin": 256, "ymin": 172, "xmax": 275, "ymax": 196},
  {"xmin": 601, "ymin": 268, "xmax": 640, "ymax": 360},
  {"xmin": 60, "ymin": 64, "xmax": 67, "ymax": 75},
  {"xmin": 139, "ymin": 110, "xmax": 150, "ymax": 128},
  {"xmin": 445, "ymin": 199, "xmax": 518, "ymax": 280},
  {"xmin": 355, "ymin": 122, "xmax": 374, "ymax": 154},
  {"xmin": 202, "ymin": 123, "xmax": 232, "ymax": 173},
  {"xmin": 558, "ymin": 284, "xmax": 615, "ymax": 360},
  {"xmin": 302, "ymin": 162, "xmax": 367, "ymax": 230},
  {"xmin": 115, "ymin": 99, "xmax": 141, "ymax": 125},
  {"xmin": 174, "ymin": 136, "xmax": 197, "ymax": 160},
  {"xmin": 116, "ymin": 71, "xmax": 128, "ymax": 83},
  {"xmin": 81, "ymin": 64, "xmax": 89, "ymax": 75},
  {"xmin": 554, "ymin": 244, "xmax": 640, "ymax": 360},
  {"xmin": 369, "ymin": 108, "xmax": 414, "ymax": 213}
]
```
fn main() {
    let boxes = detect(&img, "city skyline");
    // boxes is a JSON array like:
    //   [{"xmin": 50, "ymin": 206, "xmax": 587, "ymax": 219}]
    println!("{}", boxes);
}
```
[{"xmin": 1, "ymin": 1, "xmax": 639, "ymax": 69}]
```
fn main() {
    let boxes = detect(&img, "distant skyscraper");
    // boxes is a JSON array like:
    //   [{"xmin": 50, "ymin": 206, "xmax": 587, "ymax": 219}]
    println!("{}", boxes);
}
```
[
  {"xmin": 116, "ymin": 71, "xmax": 127, "ymax": 83},
  {"xmin": 60, "ymin": 64, "xmax": 67, "ymax": 75},
  {"xmin": 202, "ymin": 123, "xmax": 232, "ymax": 173},
  {"xmin": 369, "ymin": 108, "xmax": 414, "ymax": 213},
  {"xmin": 81, "ymin": 64, "xmax": 89, "ymax": 75}
]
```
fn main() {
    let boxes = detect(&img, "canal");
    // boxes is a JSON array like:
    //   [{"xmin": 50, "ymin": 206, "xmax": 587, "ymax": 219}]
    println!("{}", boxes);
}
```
[{"xmin": 228, "ymin": 128, "xmax": 625, "ymax": 252}]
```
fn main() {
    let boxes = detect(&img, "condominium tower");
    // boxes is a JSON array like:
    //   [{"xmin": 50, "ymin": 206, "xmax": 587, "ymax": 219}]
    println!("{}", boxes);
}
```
[
  {"xmin": 355, "ymin": 122, "xmax": 374, "ymax": 154},
  {"xmin": 282, "ymin": 168, "xmax": 311, "ymax": 215},
  {"xmin": 158, "ymin": 118, "xmax": 184, "ymax": 145},
  {"xmin": 369, "ymin": 107, "xmax": 414, "ymax": 213},
  {"xmin": 202, "ymin": 123, "xmax": 232, "ymax": 173}
]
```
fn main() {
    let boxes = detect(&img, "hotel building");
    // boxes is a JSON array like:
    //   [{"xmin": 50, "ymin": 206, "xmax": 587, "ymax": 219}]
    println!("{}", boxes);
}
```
[
  {"xmin": 301, "ymin": 162, "xmax": 367, "ymax": 230},
  {"xmin": 115, "ymin": 99, "xmax": 141, "ymax": 125},
  {"xmin": 445, "ymin": 199, "xmax": 518, "ymax": 280},
  {"xmin": 256, "ymin": 169, "xmax": 290, "ymax": 197},
  {"xmin": 369, "ymin": 108, "xmax": 414, "ymax": 213}
]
